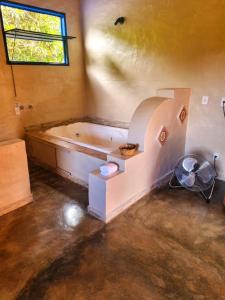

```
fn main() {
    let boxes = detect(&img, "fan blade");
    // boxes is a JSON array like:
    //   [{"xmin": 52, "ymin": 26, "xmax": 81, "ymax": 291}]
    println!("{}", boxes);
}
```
[
  {"xmin": 196, "ymin": 161, "xmax": 215, "ymax": 183},
  {"xmin": 182, "ymin": 158, "xmax": 198, "ymax": 172},
  {"xmin": 180, "ymin": 172, "xmax": 196, "ymax": 187}
]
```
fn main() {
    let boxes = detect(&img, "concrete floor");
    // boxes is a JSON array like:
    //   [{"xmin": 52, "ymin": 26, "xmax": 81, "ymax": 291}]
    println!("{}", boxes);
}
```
[{"xmin": 0, "ymin": 165, "xmax": 225, "ymax": 300}]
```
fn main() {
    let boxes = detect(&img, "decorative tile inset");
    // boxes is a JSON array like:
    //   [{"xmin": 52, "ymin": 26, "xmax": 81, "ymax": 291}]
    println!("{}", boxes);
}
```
[
  {"xmin": 157, "ymin": 126, "xmax": 168, "ymax": 146},
  {"xmin": 178, "ymin": 106, "xmax": 187, "ymax": 124}
]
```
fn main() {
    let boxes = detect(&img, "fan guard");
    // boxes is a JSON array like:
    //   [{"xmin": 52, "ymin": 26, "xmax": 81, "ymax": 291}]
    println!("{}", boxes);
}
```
[{"xmin": 169, "ymin": 154, "xmax": 217, "ymax": 202}]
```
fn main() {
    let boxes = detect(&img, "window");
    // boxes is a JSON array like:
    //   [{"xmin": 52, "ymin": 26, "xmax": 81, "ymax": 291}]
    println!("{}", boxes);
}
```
[{"xmin": 0, "ymin": 1, "xmax": 69, "ymax": 65}]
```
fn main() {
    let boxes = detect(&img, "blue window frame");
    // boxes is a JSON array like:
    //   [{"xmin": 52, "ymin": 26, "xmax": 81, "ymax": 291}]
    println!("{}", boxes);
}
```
[{"xmin": 0, "ymin": 0, "xmax": 69, "ymax": 65}]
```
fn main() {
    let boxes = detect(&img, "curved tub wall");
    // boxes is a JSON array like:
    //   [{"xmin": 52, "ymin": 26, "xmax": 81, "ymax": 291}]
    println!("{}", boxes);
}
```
[
  {"xmin": 128, "ymin": 97, "xmax": 168, "ymax": 151},
  {"xmin": 137, "ymin": 90, "xmax": 189, "ymax": 187},
  {"xmin": 88, "ymin": 88, "xmax": 191, "ymax": 222}
]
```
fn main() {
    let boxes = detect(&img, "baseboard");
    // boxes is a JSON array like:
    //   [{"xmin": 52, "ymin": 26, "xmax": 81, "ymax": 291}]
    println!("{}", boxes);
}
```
[
  {"xmin": 88, "ymin": 206, "xmax": 105, "ymax": 221},
  {"xmin": 0, "ymin": 194, "xmax": 33, "ymax": 217},
  {"xmin": 88, "ymin": 188, "xmax": 150, "ymax": 223},
  {"xmin": 150, "ymin": 170, "xmax": 174, "ymax": 190},
  {"xmin": 106, "ymin": 188, "xmax": 150, "ymax": 223},
  {"xmin": 56, "ymin": 168, "xmax": 88, "ymax": 188}
]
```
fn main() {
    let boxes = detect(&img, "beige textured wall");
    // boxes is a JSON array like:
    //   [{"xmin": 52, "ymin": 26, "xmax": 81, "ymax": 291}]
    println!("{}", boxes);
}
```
[
  {"xmin": 0, "ymin": 0, "xmax": 86, "ymax": 140},
  {"xmin": 81, "ymin": 0, "xmax": 225, "ymax": 179}
]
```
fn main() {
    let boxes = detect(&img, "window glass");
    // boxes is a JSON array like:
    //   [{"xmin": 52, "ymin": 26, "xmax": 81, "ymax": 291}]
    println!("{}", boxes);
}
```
[{"xmin": 0, "ymin": 3, "xmax": 68, "ymax": 65}]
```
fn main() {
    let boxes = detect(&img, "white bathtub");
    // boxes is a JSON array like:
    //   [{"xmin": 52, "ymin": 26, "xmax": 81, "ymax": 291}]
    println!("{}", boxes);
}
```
[{"xmin": 45, "ymin": 122, "xmax": 128, "ymax": 154}]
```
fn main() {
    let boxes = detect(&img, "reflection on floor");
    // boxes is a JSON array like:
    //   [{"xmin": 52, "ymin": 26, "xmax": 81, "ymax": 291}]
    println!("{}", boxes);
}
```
[{"xmin": 0, "ymin": 165, "xmax": 224, "ymax": 300}]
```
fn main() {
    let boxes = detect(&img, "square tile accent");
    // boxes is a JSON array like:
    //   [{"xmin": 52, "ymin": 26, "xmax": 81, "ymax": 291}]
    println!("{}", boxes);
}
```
[
  {"xmin": 157, "ymin": 126, "xmax": 168, "ymax": 146},
  {"xmin": 178, "ymin": 106, "xmax": 187, "ymax": 124}
]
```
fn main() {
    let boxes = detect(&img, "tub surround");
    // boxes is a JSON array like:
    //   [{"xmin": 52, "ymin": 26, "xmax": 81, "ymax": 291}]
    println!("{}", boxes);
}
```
[
  {"xmin": 44, "ymin": 122, "xmax": 128, "ymax": 154},
  {"xmin": 27, "ymin": 131, "xmax": 108, "ymax": 161},
  {"xmin": 25, "ymin": 116, "xmax": 130, "ymax": 133},
  {"xmin": 89, "ymin": 88, "xmax": 191, "ymax": 222},
  {"xmin": 83, "ymin": 116, "xmax": 130, "ymax": 129},
  {"xmin": 25, "ymin": 117, "xmax": 84, "ymax": 133},
  {"xmin": 0, "ymin": 139, "xmax": 32, "ymax": 216},
  {"xmin": 27, "ymin": 131, "xmax": 107, "ymax": 187},
  {"xmin": 26, "ymin": 122, "xmax": 128, "ymax": 187}
]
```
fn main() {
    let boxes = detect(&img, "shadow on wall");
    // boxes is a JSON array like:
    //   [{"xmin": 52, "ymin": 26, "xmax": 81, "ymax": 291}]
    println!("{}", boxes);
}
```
[{"xmin": 86, "ymin": 53, "xmax": 127, "ymax": 81}]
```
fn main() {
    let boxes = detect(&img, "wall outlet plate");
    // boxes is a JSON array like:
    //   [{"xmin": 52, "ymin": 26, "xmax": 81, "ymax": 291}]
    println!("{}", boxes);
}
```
[
  {"xmin": 202, "ymin": 96, "xmax": 208, "ymax": 105},
  {"xmin": 221, "ymin": 97, "xmax": 225, "ymax": 107},
  {"xmin": 15, "ymin": 103, "xmax": 21, "ymax": 115},
  {"xmin": 214, "ymin": 152, "xmax": 220, "ymax": 160}
]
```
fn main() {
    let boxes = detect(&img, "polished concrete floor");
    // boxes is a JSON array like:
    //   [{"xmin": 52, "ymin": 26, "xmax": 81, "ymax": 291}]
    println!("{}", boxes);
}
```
[{"xmin": 0, "ymin": 165, "xmax": 225, "ymax": 300}]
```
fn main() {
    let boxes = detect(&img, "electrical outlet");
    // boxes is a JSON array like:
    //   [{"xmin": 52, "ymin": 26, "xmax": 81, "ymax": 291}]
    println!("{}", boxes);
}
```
[
  {"xmin": 15, "ymin": 103, "xmax": 21, "ymax": 115},
  {"xmin": 221, "ymin": 97, "xmax": 225, "ymax": 107},
  {"xmin": 214, "ymin": 153, "xmax": 220, "ymax": 160},
  {"xmin": 202, "ymin": 96, "xmax": 208, "ymax": 105}
]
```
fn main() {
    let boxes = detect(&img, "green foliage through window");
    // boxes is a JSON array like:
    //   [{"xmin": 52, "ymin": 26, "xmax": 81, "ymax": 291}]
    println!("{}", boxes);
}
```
[{"xmin": 0, "ymin": 2, "xmax": 68, "ymax": 64}]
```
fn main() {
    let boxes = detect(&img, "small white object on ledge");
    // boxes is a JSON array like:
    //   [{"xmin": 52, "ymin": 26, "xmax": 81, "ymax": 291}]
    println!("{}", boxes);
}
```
[{"xmin": 100, "ymin": 162, "xmax": 119, "ymax": 177}]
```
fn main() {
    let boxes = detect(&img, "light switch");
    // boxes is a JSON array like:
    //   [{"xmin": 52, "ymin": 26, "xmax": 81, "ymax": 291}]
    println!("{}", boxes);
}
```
[{"xmin": 202, "ymin": 96, "xmax": 208, "ymax": 105}]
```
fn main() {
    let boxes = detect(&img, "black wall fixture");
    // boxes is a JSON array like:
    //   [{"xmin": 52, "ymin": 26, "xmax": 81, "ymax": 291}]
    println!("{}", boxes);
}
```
[{"xmin": 114, "ymin": 17, "xmax": 126, "ymax": 26}]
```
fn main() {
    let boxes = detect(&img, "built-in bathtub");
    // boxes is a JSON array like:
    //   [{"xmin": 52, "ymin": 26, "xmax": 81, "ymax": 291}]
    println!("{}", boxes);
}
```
[
  {"xmin": 27, "ymin": 88, "xmax": 191, "ymax": 223},
  {"xmin": 27, "ymin": 122, "xmax": 128, "ymax": 186},
  {"xmin": 45, "ymin": 122, "xmax": 128, "ymax": 154}
]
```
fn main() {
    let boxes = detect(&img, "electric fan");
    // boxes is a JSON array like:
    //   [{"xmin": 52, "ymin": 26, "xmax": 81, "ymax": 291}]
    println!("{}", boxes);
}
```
[{"xmin": 169, "ymin": 155, "xmax": 217, "ymax": 202}]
